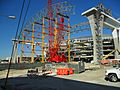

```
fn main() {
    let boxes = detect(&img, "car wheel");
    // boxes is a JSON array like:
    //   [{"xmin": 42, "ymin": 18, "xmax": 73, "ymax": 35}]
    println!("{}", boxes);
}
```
[{"xmin": 109, "ymin": 74, "xmax": 118, "ymax": 82}]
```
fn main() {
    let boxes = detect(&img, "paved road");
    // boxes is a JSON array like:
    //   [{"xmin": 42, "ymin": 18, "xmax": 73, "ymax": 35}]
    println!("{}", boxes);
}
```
[
  {"xmin": 0, "ymin": 76, "xmax": 120, "ymax": 90},
  {"xmin": 0, "ymin": 65, "xmax": 120, "ymax": 90}
]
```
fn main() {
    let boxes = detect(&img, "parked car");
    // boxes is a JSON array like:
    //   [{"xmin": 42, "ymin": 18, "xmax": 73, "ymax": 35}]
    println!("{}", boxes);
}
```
[{"xmin": 105, "ymin": 64, "xmax": 120, "ymax": 82}]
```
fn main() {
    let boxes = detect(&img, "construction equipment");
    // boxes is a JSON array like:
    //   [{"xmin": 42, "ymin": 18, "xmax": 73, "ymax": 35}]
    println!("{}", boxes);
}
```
[
  {"xmin": 27, "ymin": 68, "xmax": 52, "ymax": 78},
  {"xmin": 99, "ymin": 49, "xmax": 120, "ymax": 64},
  {"xmin": 27, "ymin": 63, "xmax": 53, "ymax": 78},
  {"xmin": 102, "ymin": 49, "xmax": 120, "ymax": 60}
]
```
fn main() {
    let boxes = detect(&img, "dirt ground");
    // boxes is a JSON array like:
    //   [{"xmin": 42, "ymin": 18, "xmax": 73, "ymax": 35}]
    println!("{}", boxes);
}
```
[
  {"xmin": 0, "ymin": 64, "xmax": 120, "ymax": 90},
  {"xmin": 0, "ymin": 69, "xmax": 28, "ymax": 79},
  {"xmin": 56, "ymin": 66, "xmax": 120, "ymax": 88}
]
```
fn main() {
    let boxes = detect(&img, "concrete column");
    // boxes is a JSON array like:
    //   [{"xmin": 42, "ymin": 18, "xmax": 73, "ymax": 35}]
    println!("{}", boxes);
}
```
[
  {"xmin": 118, "ymin": 28, "xmax": 120, "ymax": 53},
  {"xmin": 97, "ymin": 14, "xmax": 104, "ymax": 59},
  {"xmin": 87, "ymin": 13, "xmax": 104, "ymax": 63},
  {"xmin": 112, "ymin": 28, "xmax": 120, "ymax": 59},
  {"xmin": 87, "ymin": 15, "xmax": 97, "ymax": 63},
  {"xmin": 81, "ymin": 5, "xmax": 120, "ymax": 62},
  {"xmin": 12, "ymin": 41, "xmax": 18, "ymax": 63}
]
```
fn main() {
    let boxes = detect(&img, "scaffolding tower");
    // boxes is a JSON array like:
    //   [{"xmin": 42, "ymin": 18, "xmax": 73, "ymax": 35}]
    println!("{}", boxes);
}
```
[{"xmin": 18, "ymin": 0, "xmax": 74, "ymax": 63}]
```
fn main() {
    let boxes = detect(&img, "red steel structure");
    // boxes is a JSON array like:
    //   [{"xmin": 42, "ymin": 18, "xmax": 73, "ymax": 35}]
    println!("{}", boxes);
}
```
[
  {"xmin": 47, "ymin": 0, "xmax": 55, "ymax": 62},
  {"xmin": 47, "ymin": 0, "xmax": 68, "ymax": 62},
  {"xmin": 19, "ymin": 0, "xmax": 73, "ymax": 63}
]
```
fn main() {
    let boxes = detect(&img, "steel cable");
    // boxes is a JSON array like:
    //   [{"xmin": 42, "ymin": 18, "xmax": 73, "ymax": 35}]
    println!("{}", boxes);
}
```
[{"xmin": 3, "ymin": 0, "xmax": 26, "ymax": 89}]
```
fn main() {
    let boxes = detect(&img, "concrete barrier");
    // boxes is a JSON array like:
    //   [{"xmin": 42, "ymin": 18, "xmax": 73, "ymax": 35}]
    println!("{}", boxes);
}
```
[{"xmin": 0, "ymin": 63, "xmax": 42, "ymax": 71}]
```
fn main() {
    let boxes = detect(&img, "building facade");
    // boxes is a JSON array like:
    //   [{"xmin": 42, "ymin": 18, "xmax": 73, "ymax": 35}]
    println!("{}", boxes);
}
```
[{"xmin": 70, "ymin": 35, "xmax": 114, "ymax": 62}]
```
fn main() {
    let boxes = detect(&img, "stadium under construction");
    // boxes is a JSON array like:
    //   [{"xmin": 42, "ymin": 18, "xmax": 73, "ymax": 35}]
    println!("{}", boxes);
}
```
[
  {"xmin": 11, "ymin": 1, "xmax": 120, "ymax": 64},
  {"xmin": 1, "ymin": 1, "xmax": 120, "ymax": 90},
  {"xmin": 12, "ymin": 35, "xmax": 115, "ymax": 63}
]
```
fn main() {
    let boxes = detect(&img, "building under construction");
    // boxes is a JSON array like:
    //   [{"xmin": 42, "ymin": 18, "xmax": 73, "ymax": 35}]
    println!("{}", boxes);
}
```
[
  {"xmin": 11, "ymin": 1, "xmax": 120, "ymax": 64},
  {"xmin": 2, "ymin": 1, "xmax": 120, "ymax": 90},
  {"xmin": 14, "ymin": 34, "xmax": 115, "ymax": 63},
  {"xmin": 70, "ymin": 35, "xmax": 114, "ymax": 62}
]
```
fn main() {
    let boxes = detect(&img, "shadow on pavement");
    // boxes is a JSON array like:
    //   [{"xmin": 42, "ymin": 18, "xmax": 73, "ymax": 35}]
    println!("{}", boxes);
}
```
[{"xmin": 0, "ymin": 76, "xmax": 120, "ymax": 90}]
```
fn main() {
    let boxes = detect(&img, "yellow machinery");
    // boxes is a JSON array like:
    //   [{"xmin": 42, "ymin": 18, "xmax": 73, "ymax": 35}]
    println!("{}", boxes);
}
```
[{"xmin": 102, "ymin": 49, "xmax": 120, "ymax": 60}]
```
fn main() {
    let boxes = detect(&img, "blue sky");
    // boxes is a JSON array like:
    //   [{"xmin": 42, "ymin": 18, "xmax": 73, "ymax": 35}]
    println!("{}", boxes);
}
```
[{"xmin": 0, "ymin": 0, "xmax": 120, "ymax": 59}]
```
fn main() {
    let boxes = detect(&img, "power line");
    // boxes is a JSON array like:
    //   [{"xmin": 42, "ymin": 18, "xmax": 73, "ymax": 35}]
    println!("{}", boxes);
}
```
[
  {"xmin": 3, "ymin": 0, "xmax": 25, "ymax": 89},
  {"xmin": 18, "ymin": 0, "xmax": 31, "ymax": 39},
  {"xmin": 15, "ymin": 0, "xmax": 26, "ymax": 39}
]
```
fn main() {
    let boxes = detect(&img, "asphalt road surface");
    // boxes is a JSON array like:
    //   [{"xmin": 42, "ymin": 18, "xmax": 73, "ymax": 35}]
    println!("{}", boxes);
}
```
[
  {"xmin": 0, "ymin": 75, "xmax": 120, "ymax": 90},
  {"xmin": 0, "ymin": 65, "xmax": 120, "ymax": 90}
]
